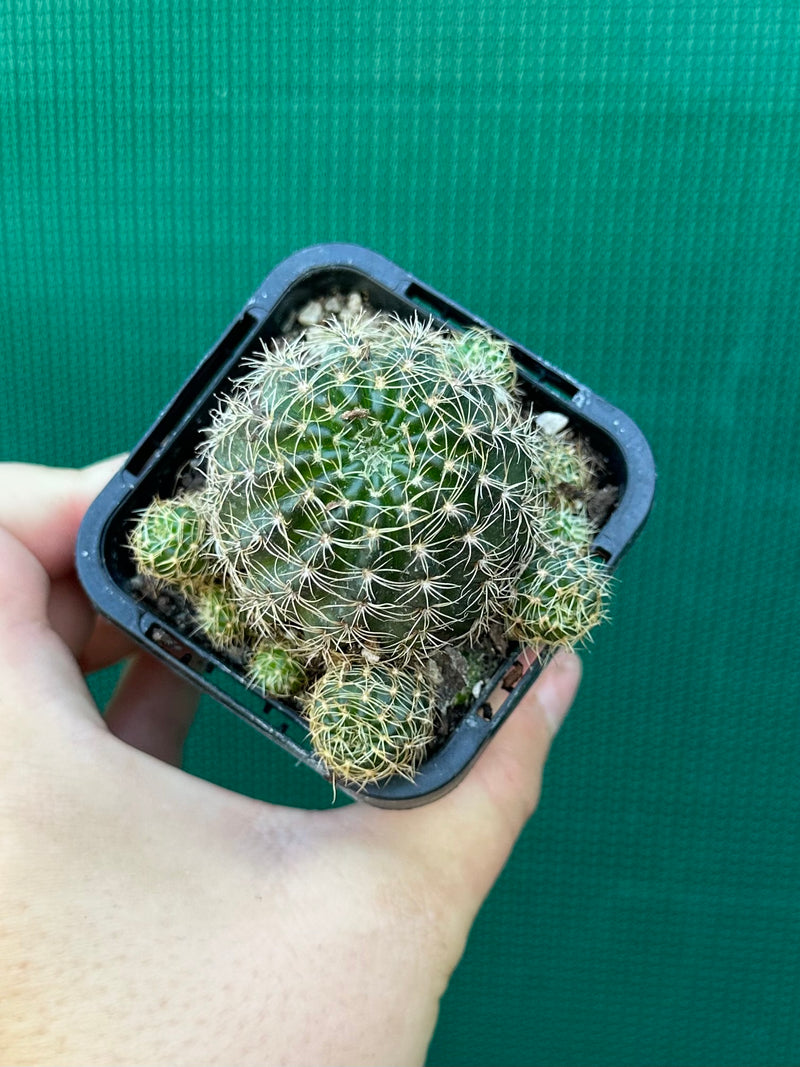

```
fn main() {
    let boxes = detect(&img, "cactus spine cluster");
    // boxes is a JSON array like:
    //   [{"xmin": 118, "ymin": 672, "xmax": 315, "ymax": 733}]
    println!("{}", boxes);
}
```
[{"xmin": 130, "ymin": 305, "xmax": 610, "ymax": 786}]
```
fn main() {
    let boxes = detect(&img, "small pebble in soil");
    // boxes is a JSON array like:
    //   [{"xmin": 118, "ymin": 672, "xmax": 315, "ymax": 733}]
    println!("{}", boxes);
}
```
[
  {"xmin": 536, "ymin": 410, "xmax": 570, "ymax": 435},
  {"xmin": 297, "ymin": 300, "xmax": 324, "ymax": 326}
]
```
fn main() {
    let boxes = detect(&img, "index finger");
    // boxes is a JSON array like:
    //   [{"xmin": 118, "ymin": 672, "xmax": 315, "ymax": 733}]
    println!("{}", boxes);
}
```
[{"xmin": 0, "ymin": 456, "xmax": 126, "ymax": 579}]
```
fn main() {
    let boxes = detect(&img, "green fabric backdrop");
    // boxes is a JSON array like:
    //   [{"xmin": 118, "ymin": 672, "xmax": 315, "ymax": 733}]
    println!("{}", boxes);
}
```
[{"xmin": 2, "ymin": 2, "xmax": 799, "ymax": 1064}]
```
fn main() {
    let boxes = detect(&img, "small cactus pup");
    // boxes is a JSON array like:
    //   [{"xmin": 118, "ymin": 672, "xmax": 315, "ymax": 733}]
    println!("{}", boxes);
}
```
[
  {"xmin": 130, "ymin": 492, "xmax": 251, "ymax": 653},
  {"xmin": 191, "ymin": 582, "xmax": 250, "ymax": 651},
  {"xmin": 534, "ymin": 412, "xmax": 599, "ymax": 513},
  {"xmin": 305, "ymin": 659, "xmax": 435, "ymax": 785},
  {"xmin": 511, "ymin": 424, "xmax": 611, "ymax": 648},
  {"xmin": 510, "ymin": 546, "xmax": 609, "ymax": 648},
  {"xmin": 129, "ymin": 494, "xmax": 207, "ymax": 588},
  {"xmin": 247, "ymin": 643, "xmax": 307, "ymax": 698}
]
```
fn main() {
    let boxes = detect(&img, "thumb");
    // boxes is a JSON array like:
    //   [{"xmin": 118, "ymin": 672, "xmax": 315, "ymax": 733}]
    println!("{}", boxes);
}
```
[
  {"xmin": 0, "ymin": 527, "xmax": 101, "ymax": 737},
  {"xmin": 0, "ymin": 455, "xmax": 125, "ymax": 579},
  {"xmin": 463, "ymin": 650, "xmax": 581, "ymax": 871},
  {"xmin": 360, "ymin": 650, "xmax": 582, "ymax": 912}
]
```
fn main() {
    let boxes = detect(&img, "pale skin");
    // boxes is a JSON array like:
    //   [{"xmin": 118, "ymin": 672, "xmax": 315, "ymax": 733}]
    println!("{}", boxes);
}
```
[{"xmin": 0, "ymin": 457, "xmax": 581, "ymax": 1067}]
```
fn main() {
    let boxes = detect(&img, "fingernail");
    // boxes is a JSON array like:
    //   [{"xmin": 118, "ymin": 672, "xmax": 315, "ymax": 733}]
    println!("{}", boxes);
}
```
[
  {"xmin": 552, "ymin": 649, "xmax": 580, "ymax": 673},
  {"xmin": 541, "ymin": 651, "xmax": 580, "ymax": 738}
]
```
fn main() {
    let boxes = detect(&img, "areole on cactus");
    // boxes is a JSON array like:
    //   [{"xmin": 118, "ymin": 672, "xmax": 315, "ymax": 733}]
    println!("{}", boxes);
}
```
[{"xmin": 129, "ymin": 305, "xmax": 609, "ymax": 785}]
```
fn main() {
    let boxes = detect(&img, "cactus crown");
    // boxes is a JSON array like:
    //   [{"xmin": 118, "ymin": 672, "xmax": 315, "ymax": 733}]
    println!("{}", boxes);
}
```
[{"xmin": 198, "ymin": 312, "xmax": 545, "ymax": 665}]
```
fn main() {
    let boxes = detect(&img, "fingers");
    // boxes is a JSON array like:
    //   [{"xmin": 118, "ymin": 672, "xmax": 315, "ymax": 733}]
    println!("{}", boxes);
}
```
[
  {"xmin": 0, "ymin": 528, "xmax": 100, "ymax": 730},
  {"xmin": 0, "ymin": 456, "xmax": 136, "ymax": 673},
  {"xmin": 78, "ymin": 616, "xmax": 139, "ymax": 675},
  {"xmin": 104, "ymin": 652, "xmax": 201, "ymax": 766},
  {"xmin": 0, "ymin": 527, "xmax": 51, "ymax": 635},
  {"xmin": 464, "ymin": 651, "xmax": 581, "ymax": 850},
  {"xmin": 46, "ymin": 573, "xmax": 138, "ymax": 672},
  {"xmin": 0, "ymin": 455, "xmax": 125, "ymax": 579},
  {"xmin": 47, "ymin": 574, "xmax": 97, "ymax": 659},
  {"xmin": 0, "ymin": 465, "xmax": 198, "ymax": 763},
  {"xmin": 353, "ymin": 651, "xmax": 582, "ymax": 915}
]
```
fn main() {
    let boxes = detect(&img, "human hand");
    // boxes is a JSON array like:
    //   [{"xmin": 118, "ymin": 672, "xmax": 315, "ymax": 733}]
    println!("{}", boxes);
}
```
[{"xmin": 0, "ymin": 458, "xmax": 581, "ymax": 1067}]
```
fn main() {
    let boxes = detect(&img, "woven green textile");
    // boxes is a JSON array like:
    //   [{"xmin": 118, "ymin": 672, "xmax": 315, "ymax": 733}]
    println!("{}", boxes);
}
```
[{"xmin": 2, "ymin": 2, "xmax": 799, "ymax": 1064}]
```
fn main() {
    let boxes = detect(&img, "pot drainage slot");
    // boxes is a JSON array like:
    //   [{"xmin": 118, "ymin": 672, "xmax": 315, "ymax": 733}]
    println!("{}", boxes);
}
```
[
  {"xmin": 202, "ymin": 660, "xmax": 312, "ymax": 752},
  {"xmin": 405, "ymin": 283, "xmax": 473, "ymax": 331},
  {"xmin": 146, "ymin": 623, "xmax": 209, "ymax": 673},
  {"xmin": 515, "ymin": 361, "xmax": 580, "ymax": 403}
]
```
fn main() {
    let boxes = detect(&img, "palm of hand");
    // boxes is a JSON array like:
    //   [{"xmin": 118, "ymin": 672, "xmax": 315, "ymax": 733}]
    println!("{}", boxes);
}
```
[{"xmin": 0, "ymin": 459, "xmax": 580, "ymax": 1066}]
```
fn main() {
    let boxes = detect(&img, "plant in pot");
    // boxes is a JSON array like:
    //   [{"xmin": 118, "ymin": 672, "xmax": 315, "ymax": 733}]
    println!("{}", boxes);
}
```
[{"xmin": 77, "ymin": 245, "xmax": 655, "ymax": 806}]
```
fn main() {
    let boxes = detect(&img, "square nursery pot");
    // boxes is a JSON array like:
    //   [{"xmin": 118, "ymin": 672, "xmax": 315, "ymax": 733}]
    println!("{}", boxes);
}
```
[{"xmin": 76, "ymin": 244, "xmax": 656, "ymax": 807}]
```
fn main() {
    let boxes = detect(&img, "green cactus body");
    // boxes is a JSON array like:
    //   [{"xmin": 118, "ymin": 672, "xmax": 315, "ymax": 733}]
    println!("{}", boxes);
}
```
[
  {"xmin": 199, "ymin": 314, "xmax": 544, "ymax": 662},
  {"xmin": 511, "ymin": 545, "xmax": 609, "ymax": 647},
  {"xmin": 536, "ymin": 433, "xmax": 596, "ymax": 511},
  {"xmin": 247, "ymin": 643, "xmax": 307, "ymax": 697},
  {"xmin": 129, "ymin": 495, "xmax": 206, "ymax": 587},
  {"xmin": 191, "ymin": 582, "xmax": 249, "ymax": 650},
  {"xmin": 542, "ymin": 506, "xmax": 595, "ymax": 548},
  {"xmin": 446, "ymin": 327, "xmax": 518, "ymax": 399},
  {"xmin": 305, "ymin": 659, "xmax": 435, "ymax": 784}
]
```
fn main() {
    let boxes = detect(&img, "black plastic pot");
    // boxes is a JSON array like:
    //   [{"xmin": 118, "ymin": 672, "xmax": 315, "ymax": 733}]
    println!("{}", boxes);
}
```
[{"xmin": 76, "ymin": 244, "xmax": 656, "ymax": 807}]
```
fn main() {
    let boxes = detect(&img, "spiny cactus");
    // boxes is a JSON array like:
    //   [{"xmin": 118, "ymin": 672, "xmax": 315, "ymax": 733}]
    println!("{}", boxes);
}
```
[
  {"xmin": 536, "ymin": 431, "xmax": 597, "ymax": 511},
  {"xmin": 511, "ymin": 546, "xmax": 609, "ymax": 647},
  {"xmin": 510, "ymin": 494, "xmax": 609, "ymax": 647},
  {"xmin": 129, "ymin": 495, "xmax": 206, "ymax": 587},
  {"xmin": 541, "ymin": 505, "xmax": 595, "ymax": 548},
  {"xmin": 191, "ymin": 582, "xmax": 249, "ymax": 650},
  {"xmin": 305, "ymin": 660, "xmax": 435, "ymax": 784},
  {"xmin": 197, "ymin": 312, "xmax": 544, "ymax": 664},
  {"xmin": 448, "ymin": 328, "xmax": 518, "ymax": 398},
  {"xmin": 129, "ymin": 306, "xmax": 612, "ymax": 786},
  {"xmin": 247, "ymin": 643, "xmax": 307, "ymax": 697}
]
